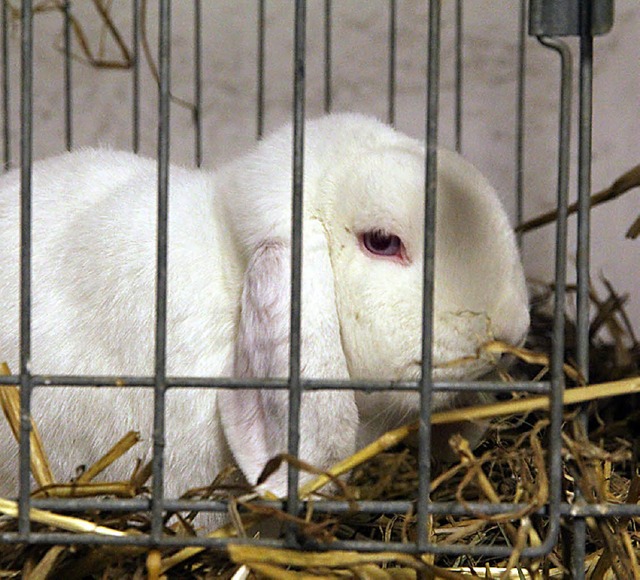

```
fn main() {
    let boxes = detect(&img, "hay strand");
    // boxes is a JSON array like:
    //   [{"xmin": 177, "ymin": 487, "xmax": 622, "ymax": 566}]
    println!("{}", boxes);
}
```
[
  {"xmin": 432, "ymin": 376, "xmax": 639, "ymax": 425},
  {"xmin": 627, "ymin": 214, "xmax": 640, "ymax": 239},
  {"xmin": 25, "ymin": 545, "xmax": 66, "ymax": 580},
  {"xmin": 0, "ymin": 497, "xmax": 128, "ymax": 537},
  {"xmin": 75, "ymin": 430, "xmax": 141, "ymax": 484},
  {"xmin": 516, "ymin": 162, "xmax": 640, "ymax": 234},
  {"xmin": 31, "ymin": 481, "xmax": 139, "ymax": 499},
  {"xmin": 0, "ymin": 363, "xmax": 55, "ymax": 488}
]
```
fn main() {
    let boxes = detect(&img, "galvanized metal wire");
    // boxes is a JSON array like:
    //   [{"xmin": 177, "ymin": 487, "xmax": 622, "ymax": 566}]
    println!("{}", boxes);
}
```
[
  {"xmin": 286, "ymin": 0, "xmax": 306, "ymax": 536},
  {"xmin": 18, "ymin": 0, "xmax": 34, "ymax": 538},
  {"xmin": 150, "ymin": 0, "xmax": 172, "ymax": 542},
  {"xmin": 1, "ymin": 0, "xmax": 9, "ymax": 170}
]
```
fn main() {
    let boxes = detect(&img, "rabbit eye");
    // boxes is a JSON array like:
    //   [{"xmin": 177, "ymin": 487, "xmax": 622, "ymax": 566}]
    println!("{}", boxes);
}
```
[{"xmin": 361, "ymin": 230, "xmax": 405, "ymax": 260}]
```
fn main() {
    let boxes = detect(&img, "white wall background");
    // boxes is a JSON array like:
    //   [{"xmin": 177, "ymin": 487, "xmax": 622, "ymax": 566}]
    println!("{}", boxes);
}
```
[{"xmin": 4, "ymin": 1, "xmax": 639, "ymax": 333}]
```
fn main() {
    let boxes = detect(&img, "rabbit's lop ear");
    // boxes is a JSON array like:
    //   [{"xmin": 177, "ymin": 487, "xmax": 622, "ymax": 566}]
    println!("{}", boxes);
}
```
[{"xmin": 218, "ymin": 221, "xmax": 358, "ymax": 496}]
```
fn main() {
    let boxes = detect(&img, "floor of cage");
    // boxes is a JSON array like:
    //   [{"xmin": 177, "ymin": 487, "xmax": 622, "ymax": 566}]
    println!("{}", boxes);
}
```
[{"xmin": 0, "ymin": 280, "xmax": 638, "ymax": 579}]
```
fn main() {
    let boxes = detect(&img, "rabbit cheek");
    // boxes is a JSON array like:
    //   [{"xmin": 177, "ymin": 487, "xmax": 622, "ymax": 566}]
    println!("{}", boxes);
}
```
[{"xmin": 333, "ymin": 259, "xmax": 422, "ymax": 382}]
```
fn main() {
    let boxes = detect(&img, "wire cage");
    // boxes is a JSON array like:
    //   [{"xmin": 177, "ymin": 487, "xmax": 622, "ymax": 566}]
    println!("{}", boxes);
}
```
[{"xmin": 0, "ymin": 0, "xmax": 638, "ymax": 577}]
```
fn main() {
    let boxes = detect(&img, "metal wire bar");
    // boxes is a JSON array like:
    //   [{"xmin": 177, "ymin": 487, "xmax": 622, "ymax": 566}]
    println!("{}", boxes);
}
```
[
  {"xmin": 63, "ymin": 0, "xmax": 72, "ymax": 150},
  {"xmin": 18, "ymin": 0, "xmax": 34, "ymax": 539},
  {"xmin": 1, "ymin": 0, "xmax": 9, "ymax": 169},
  {"xmin": 570, "ymin": 3, "xmax": 595, "ymax": 576},
  {"xmin": 576, "ymin": 5, "xmax": 593, "ymax": 387},
  {"xmin": 0, "ymin": 374, "xmax": 554, "ymax": 396},
  {"xmin": 537, "ymin": 34, "xmax": 573, "ymax": 557},
  {"xmin": 23, "ymin": 496, "xmax": 640, "ymax": 518},
  {"xmin": 0, "ymin": 532, "xmax": 595, "ymax": 553},
  {"xmin": 132, "ymin": 0, "xmax": 140, "ymax": 152},
  {"xmin": 387, "ymin": 0, "xmax": 396, "ymax": 126},
  {"xmin": 193, "ymin": 0, "xmax": 202, "ymax": 166},
  {"xmin": 286, "ymin": 0, "xmax": 306, "ymax": 535},
  {"xmin": 454, "ymin": 0, "xmax": 462, "ymax": 152},
  {"xmin": 323, "ymin": 0, "xmax": 331, "ymax": 113},
  {"xmin": 417, "ymin": 0, "xmax": 440, "ymax": 551},
  {"xmin": 515, "ymin": 0, "xmax": 527, "ymax": 245},
  {"xmin": 256, "ymin": 0, "xmax": 265, "ymax": 139},
  {"xmin": 152, "ymin": 0, "xmax": 172, "ymax": 542}
]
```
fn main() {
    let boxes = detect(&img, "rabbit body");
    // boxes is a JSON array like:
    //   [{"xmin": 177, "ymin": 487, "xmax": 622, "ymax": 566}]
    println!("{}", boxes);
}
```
[
  {"xmin": 0, "ymin": 113, "xmax": 529, "ymax": 501},
  {"xmin": 0, "ymin": 150, "xmax": 239, "ymax": 496}
]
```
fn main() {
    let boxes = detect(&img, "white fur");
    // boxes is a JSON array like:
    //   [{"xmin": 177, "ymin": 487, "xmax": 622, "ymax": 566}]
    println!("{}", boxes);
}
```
[{"xmin": 0, "ymin": 113, "xmax": 529, "ymax": 504}]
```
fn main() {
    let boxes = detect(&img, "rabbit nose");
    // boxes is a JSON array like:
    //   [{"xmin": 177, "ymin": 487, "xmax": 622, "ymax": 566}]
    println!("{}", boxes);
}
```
[
  {"xmin": 491, "ymin": 296, "xmax": 530, "ymax": 348},
  {"xmin": 494, "ymin": 326, "xmax": 529, "ymax": 349}
]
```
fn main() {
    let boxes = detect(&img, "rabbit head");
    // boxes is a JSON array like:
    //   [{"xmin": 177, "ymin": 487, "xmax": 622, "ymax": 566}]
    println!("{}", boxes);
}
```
[{"xmin": 216, "ymin": 113, "xmax": 529, "ymax": 491}]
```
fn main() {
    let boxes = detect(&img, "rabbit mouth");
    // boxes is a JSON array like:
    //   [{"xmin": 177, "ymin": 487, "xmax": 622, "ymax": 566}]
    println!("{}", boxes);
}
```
[{"xmin": 404, "ymin": 355, "xmax": 500, "ymax": 382}]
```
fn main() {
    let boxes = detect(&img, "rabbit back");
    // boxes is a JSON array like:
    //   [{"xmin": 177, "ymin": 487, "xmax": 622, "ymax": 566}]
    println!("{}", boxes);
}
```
[{"xmin": 0, "ymin": 149, "xmax": 238, "ymax": 496}]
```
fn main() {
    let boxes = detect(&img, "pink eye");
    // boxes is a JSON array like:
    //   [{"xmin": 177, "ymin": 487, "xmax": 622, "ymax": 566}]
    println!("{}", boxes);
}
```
[{"xmin": 361, "ymin": 230, "xmax": 405, "ymax": 260}]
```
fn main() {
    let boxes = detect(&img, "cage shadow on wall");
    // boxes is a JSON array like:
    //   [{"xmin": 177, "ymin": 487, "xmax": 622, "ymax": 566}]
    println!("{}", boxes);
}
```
[{"xmin": 0, "ymin": 0, "xmax": 636, "ymax": 576}]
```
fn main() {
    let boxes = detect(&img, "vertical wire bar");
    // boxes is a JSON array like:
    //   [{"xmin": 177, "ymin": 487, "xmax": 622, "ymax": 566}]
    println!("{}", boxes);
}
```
[
  {"xmin": 576, "ymin": 3, "xmax": 593, "ymax": 406},
  {"xmin": 323, "ymin": 0, "xmax": 331, "ymax": 113},
  {"xmin": 256, "ymin": 0, "xmax": 265, "ymax": 140},
  {"xmin": 387, "ymin": 0, "xmax": 396, "ymax": 126},
  {"xmin": 515, "ymin": 0, "xmax": 526, "ymax": 246},
  {"xmin": 193, "ymin": 0, "xmax": 202, "ymax": 166},
  {"xmin": 152, "ymin": 0, "xmax": 171, "ymax": 541},
  {"xmin": 537, "ymin": 34, "xmax": 572, "ymax": 556},
  {"xmin": 132, "ymin": 0, "xmax": 140, "ymax": 153},
  {"xmin": 454, "ymin": 0, "xmax": 462, "ymax": 152},
  {"xmin": 2, "ymin": 0, "xmax": 10, "ymax": 170},
  {"xmin": 417, "ymin": 0, "xmax": 440, "ymax": 551},
  {"xmin": 287, "ymin": 0, "xmax": 306, "ymax": 534},
  {"xmin": 63, "ymin": 0, "xmax": 72, "ymax": 150},
  {"xmin": 571, "ymin": 3, "xmax": 595, "ymax": 576},
  {"xmin": 18, "ymin": 0, "xmax": 34, "ymax": 537}
]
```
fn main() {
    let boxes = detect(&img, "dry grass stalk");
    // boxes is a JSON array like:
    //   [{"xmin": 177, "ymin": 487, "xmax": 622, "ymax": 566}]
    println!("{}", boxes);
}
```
[
  {"xmin": 627, "ymin": 214, "xmax": 640, "ymax": 239},
  {"xmin": 431, "ymin": 375, "xmax": 639, "ymax": 427},
  {"xmin": 24, "ymin": 545, "xmax": 66, "ymax": 580},
  {"xmin": 227, "ymin": 545, "xmax": 429, "ymax": 577},
  {"xmin": 75, "ymin": 430, "xmax": 141, "ymax": 484},
  {"xmin": 480, "ymin": 340, "xmax": 585, "ymax": 383},
  {"xmin": 500, "ymin": 517, "xmax": 533, "ymax": 578},
  {"xmin": 145, "ymin": 549, "xmax": 162, "ymax": 580},
  {"xmin": 516, "ymin": 162, "xmax": 640, "ymax": 235},
  {"xmin": 0, "ymin": 497, "xmax": 129, "ymax": 537},
  {"xmin": 7, "ymin": 1, "xmax": 198, "ymax": 115},
  {"xmin": 448, "ymin": 567, "xmax": 564, "ymax": 579},
  {"xmin": 6, "ymin": 0, "xmax": 131, "ymax": 68},
  {"xmin": 0, "ymin": 363, "xmax": 54, "ymax": 488},
  {"xmin": 31, "ymin": 481, "xmax": 139, "ymax": 499}
]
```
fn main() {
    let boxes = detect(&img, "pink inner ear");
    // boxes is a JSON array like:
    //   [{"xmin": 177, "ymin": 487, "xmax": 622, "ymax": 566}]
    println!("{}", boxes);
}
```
[
  {"xmin": 217, "ymin": 389, "xmax": 289, "ymax": 494},
  {"xmin": 233, "ymin": 242, "xmax": 290, "ymax": 379},
  {"xmin": 221, "ymin": 242, "xmax": 292, "ymax": 492},
  {"xmin": 222, "ymin": 228, "xmax": 358, "ymax": 496}
]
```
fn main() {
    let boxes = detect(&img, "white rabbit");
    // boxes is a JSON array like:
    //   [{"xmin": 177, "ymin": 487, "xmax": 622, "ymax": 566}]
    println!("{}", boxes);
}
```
[{"xmin": 0, "ymin": 113, "xmax": 529, "ymax": 504}]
